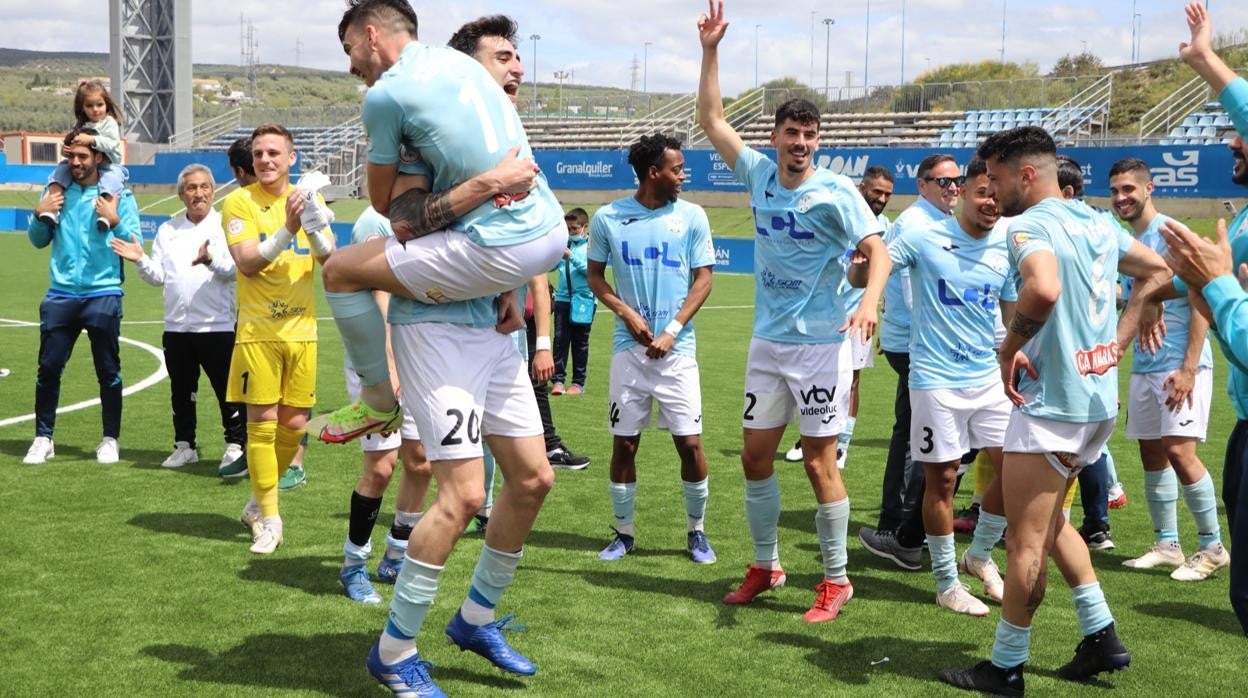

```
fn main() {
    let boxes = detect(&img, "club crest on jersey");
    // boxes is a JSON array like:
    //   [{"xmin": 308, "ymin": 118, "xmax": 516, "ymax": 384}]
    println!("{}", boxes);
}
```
[
  {"xmin": 1010, "ymin": 232, "xmax": 1037, "ymax": 251},
  {"xmin": 493, "ymin": 190, "xmax": 530, "ymax": 208},
  {"xmin": 796, "ymin": 194, "xmax": 813, "ymax": 214},
  {"xmin": 1074, "ymin": 342, "xmax": 1119, "ymax": 376},
  {"xmin": 227, "ymin": 218, "xmax": 244, "ymax": 237},
  {"xmin": 665, "ymin": 215, "xmax": 685, "ymax": 235}
]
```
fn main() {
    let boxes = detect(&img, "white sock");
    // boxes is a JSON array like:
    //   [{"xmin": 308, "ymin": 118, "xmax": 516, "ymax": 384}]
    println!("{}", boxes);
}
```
[
  {"xmin": 459, "ymin": 596, "xmax": 494, "ymax": 625},
  {"xmin": 378, "ymin": 630, "xmax": 418, "ymax": 665}
]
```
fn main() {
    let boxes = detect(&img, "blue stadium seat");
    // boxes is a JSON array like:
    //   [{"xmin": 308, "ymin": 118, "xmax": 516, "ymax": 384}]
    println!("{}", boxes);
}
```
[
  {"xmin": 1181, "ymin": 115, "xmax": 1199, "ymax": 128},
  {"xmin": 1215, "ymin": 114, "xmax": 1232, "ymax": 128}
]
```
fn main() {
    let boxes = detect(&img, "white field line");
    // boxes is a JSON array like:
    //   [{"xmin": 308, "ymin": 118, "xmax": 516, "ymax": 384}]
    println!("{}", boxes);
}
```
[{"xmin": 0, "ymin": 318, "xmax": 168, "ymax": 428}]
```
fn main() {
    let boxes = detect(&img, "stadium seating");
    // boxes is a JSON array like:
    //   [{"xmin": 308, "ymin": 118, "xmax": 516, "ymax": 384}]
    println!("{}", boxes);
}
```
[
  {"xmin": 1159, "ymin": 105, "xmax": 1238, "ymax": 145},
  {"xmin": 931, "ymin": 107, "xmax": 1107, "ymax": 148}
]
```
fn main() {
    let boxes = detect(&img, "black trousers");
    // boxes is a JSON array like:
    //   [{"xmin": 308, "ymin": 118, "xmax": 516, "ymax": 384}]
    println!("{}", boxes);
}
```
[
  {"xmin": 163, "ymin": 331, "xmax": 246, "ymax": 448},
  {"xmin": 526, "ymin": 316, "xmax": 563, "ymax": 452},
  {"xmin": 552, "ymin": 300, "xmax": 591, "ymax": 387},
  {"xmin": 1224, "ymin": 419, "xmax": 1248, "ymax": 635},
  {"xmin": 880, "ymin": 351, "xmax": 923, "ymax": 531}
]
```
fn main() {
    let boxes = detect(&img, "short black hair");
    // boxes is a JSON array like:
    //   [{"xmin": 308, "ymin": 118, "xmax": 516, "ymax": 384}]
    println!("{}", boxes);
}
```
[
  {"xmin": 1108, "ymin": 157, "xmax": 1151, "ymax": 181},
  {"xmin": 965, "ymin": 157, "xmax": 988, "ymax": 180},
  {"xmin": 1056, "ymin": 154, "xmax": 1084, "ymax": 197},
  {"xmin": 63, "ymin": 126, "xmax": 99, "ymax": 148},
  {"xmin": 774, "ymin": 98, "xmax": 821, "ymax": 129},
  {"xmin": 976, "ymin": 125, "xmax": 1056, "ymax": 166},
  {"xmin": 862, "ymin": 165, "xmax": 894, "ymax": 184},
  {"xmin": 228, "ymin": 137, "xmax": 254, "ymax": 176},
  {"xmin": 917, "ymin": 153, "xmax": 957, "ymax": 180},
  {"xmin": 564, "ymin": 207, "xmax": 588, "ymax": 226},
  {"xmin": 628, "ymin": 133, "xmax": 683, "ymax": 180},
  {"xmin": 339, "ymin": 0, "xmax": 418, "ymax": 42},
  {"xmin": 448, "ymin": 15, "xmax": 518, "ymax": 56}
]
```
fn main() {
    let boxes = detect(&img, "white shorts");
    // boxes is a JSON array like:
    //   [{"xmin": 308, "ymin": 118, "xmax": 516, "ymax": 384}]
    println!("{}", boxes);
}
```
[
  {"xmin": 1004, "ymin": 411, "xmax": 1117, "ymax": 479},
  {"xmin": 847, "ymin": 331, "xmax": 874, "ymax": 370},
  {"xmin": 742, "ymin": 337, "xmax": 851, "ymax": 437},
  {"xmin": 1125, "ymin": 368, "xmax": 1212, "ymax": 441},
  {"xmin": 391, "ymin": 322, "xmax": 542, "ymax": 462},
  {"xmin": 607, "ymin": 346, "xmax": 703, "ymax": 437},
  {"xmin": 344, "ymin": 364, "xmax": 417, "ymax": 451},
  {"xmin": 909, "ymin": 383, "xmax": 1012, "ymax": 463},
  {"xmin": 384, "ymin": 223, "xmax": 568, "ymax": 303}
]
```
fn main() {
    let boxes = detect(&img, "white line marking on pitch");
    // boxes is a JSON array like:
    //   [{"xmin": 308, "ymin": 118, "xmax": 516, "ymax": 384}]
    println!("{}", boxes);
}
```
[{"xmin": 0, "ymin": 318, "xmax": 168, "ymax": 428}]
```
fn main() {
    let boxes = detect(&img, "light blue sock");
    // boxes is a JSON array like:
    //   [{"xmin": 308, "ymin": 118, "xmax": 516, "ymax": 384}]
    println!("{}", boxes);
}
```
[
  {"xmin": 1102, "ymin": 448, "xmax": 1119, "ymax": 486},
  {"xmin": 838, "ymin": 416, "xmax": 857, "ymax": 449},
  {"xmin": 326, "ymin": 290, "xmax": 391, "ymax": 390},
  {"xmin": 1072, "ymin": 582, "xmax": 1114, "ymax": 636},
  {"xmin": 343, "ymin": 537, "xmax": 371, "ymax": 567},
  {"xmin": 814, "ymin": 498, "xmax": 850, "ymax": 582},
  {"xmin": 745, "ymin": 475, "xmax": 781, "ymax": 564},
  {"xmin": 969, "ymin": 511, "xmax": 1007, "ymax": 561},
  {"xmin": 609, "ymin": 481, "xmax": 637, "ymax": 535},
  {"xmin": 682, "ymin": 478, "xmax": 709, "ymax": 531},
  {"xmin": 482, "ymin": 447, "xmax": 497, "ymax": 510},
  {"xmin": 1144, "ymin": 469, "xmax": 1180, "ymax": 543},
  {"xmin": 388, "ymin": 559, "xmax": 443, "ymax": 639},
  {"xmin": 928, "ymin": 533, "xmax": 958, "ymax": 593},
  {"xmin": 990, "ymin": 619, "xmax": 1031, "ymax": 669},
  {"xmin": 1182, "ymin": 472, "xmax": 1223, "ymax": 548},
  {"xmin": 461, "ymin": 544, "xmax": 523, "ymax": 625}
]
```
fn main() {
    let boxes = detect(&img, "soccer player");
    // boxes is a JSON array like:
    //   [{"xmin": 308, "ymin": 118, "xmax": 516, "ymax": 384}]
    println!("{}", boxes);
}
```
[
  {"xmin": 1109, "ymin": 157, "xmax": 1226, "ymax": 581},
  {"xmin": 222, "ymin": 124, "xmax": 335, "ymax": 555},
  {"xmin": 939, "ymin": 126, "xmax": 1170, "ymax": 694},
  {"xmin": 855, "ymin": 158, "xmax": 1012, "ymax": 616},
  {"xmin": 784, "ymin": 166, "xmax": 894, "ymax": 466},
  {"xmin": 698, "ymin": 0, "xmax": 891, "ymax": 623},
  {"xmin": 859, "ymin": 153, "xmax": 959, "ymax": 564},
  {"xmin": 1155, "ymin": 0, "xmax": 1248, "ymax": 633},
  {"xmin": 319, "ymin": 0, "xmax": 567, "ymax": 443},
  {"xmin": 339, "ymin": 206, "xmax": 433, "ymax": 605},
  {"xmin": 587, "ymin": 133, "xmax": 716, "ymax": 564}
]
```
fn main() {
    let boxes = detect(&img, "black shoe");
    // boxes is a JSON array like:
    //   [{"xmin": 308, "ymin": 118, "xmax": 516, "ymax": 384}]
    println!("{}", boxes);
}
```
[
  {"xmin": 547, "ymin": 445, "xmax": 590, "ymax": 470},
  {"xmin": 858, "ymin": 526, "xmax": 923, "ymax": 571},
  {"xmin": 1079, "ymin": 523, "xmax": 1115, "ymax": 550},
  {"xmin": 1056, "ymin": 622, "xmax": 1131, "ymax": 681},
  {"xmin": 938, "ymin": 660, "xmax": 1024, "ymax": 696}
]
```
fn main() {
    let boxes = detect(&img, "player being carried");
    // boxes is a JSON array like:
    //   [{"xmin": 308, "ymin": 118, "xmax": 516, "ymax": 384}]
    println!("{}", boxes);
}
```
[
  {"xmin": 317, "ymin": 0, "xmax": 567, "ymax": 443},
  {"xmin": 698, "ymin": 0, "xmax": 892, "ymax": 623}
]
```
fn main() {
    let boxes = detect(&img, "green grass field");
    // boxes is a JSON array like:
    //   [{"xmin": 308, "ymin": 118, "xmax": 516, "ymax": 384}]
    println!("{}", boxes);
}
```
[{"xmin": 0, "ymin": 212, "xmax": 1242, "ymax": 697}]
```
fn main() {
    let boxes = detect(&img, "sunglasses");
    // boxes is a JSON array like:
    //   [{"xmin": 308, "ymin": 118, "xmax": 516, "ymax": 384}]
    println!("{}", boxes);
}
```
[{"xmin": 923, "ymin": 175, "xmax": 966, "ymax": 188}]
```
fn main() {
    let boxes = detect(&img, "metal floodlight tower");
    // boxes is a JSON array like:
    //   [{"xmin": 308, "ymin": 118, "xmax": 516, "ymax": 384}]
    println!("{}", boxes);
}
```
[{"xmin": 109, "ymin": 0, "xmax": 192, "ymax": 146}]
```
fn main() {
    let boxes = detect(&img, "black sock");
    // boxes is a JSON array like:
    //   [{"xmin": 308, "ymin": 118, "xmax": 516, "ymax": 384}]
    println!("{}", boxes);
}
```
[
  {"xmin": 348, "ymin": 490, "xmax": 383, "ymax": 548},
  {"xmin": 390, "ymin": 522, "xmax": 414, "ymax": 542}
]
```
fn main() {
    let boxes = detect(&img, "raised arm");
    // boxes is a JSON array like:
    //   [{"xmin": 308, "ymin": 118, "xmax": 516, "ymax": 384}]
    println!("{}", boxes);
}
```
[
  {"xmin": 696, "ymin": 0, "xmax": 746, "ymax": 169},
  {"xmin": 1179, "ymin": 2, "xmax": 1238, "ymax": 94}
]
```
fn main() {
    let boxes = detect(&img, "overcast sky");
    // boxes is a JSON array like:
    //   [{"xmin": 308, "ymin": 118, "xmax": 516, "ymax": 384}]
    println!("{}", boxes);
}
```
[{"xmin": 7, "ymin": 1, "xmax": 1247, "ymax": 95}]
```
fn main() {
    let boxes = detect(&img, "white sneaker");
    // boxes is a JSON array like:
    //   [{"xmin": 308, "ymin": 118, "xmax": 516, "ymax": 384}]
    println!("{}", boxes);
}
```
[
  {"xmin": 220, "ymin": 442, "xmax": 244, "ymax": 468},
  {"xmin": 240, "ymin": 498, "xmax": 263, "ymax": 537},
  {"xmin": 1122, "ymin": 541, "xmax": 1185, "ymax": 569},
  {"xmin": 1170, "ymin": 544, "xmax": 1230, "ymax": 581},
  {"xmin": 250, "ymin": 517, "xmax": 284, "ymax": 555},
  {"xmin": 162, "ymin": 441, "xmax": 199, "ymax": 468},
  {"xmin": 96, "ymin": 437, "xmax": 119, "ymax": 464},
  {"xmin": 23, "ymin": 436, "xmax": 54, "ymax": 464},
  {"xmin": 936, "ymin": 583, "xmax": 990, "ymax": 617},
  {"xmin": 959, "ymin": 550, "xmax": 1005, "ymax": 603},
  {"xmin": 784, "ymin": 442, "xmax": 803, "ymax": 462}
]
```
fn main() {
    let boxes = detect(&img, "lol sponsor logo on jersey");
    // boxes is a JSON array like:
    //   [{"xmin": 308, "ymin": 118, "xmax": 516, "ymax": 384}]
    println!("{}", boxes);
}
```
[{"xmin": 1074, "ymin": 342, "xmax": 1120, "ymax": 377}]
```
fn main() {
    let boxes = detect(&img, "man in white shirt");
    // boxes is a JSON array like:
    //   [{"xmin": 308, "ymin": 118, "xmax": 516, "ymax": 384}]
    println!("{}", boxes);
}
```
[{"xmin": 112, "ymin": 164, "xmax": 245, "ymax": 471}]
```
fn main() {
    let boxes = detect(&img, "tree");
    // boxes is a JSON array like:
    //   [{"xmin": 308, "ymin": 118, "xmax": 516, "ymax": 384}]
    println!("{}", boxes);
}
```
[{"xmin": 1049, "ymin": 52, "xmax": 1103, "ymax": 78}]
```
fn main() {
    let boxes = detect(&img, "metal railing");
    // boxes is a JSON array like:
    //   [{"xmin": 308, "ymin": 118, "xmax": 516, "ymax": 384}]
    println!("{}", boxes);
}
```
[
  {"xmin": 617, "ymin": 94, "xmax": 696, "ymax": 148},
  {"xmin": 688, "ymin": 87, "xmax": 765, "ymax": 146},
  {"xmin": 1042, "ymin": 72, "xmax": 1114, "ymax": 145},
  {"xmin": 1137, "ymin": 72, "xmax": 1233, "ymax": 140},
  {"xmin": 166, "ymin": 108, "xmax": 241, "ymax": 148}
]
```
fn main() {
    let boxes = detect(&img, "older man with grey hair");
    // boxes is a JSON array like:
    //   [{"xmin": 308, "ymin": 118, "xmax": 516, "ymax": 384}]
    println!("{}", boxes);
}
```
[{"xmin": 112, "ymin": 163, "xmax": 246, "ymax": 472}]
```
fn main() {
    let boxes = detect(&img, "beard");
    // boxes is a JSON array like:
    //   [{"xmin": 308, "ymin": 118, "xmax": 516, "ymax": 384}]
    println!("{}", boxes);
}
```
[{"xmin": 1234, "ymin": 153, "xmax": 1248, "ymax": 186}]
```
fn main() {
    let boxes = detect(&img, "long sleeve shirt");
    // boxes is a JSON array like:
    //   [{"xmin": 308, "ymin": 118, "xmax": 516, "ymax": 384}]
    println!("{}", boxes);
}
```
[
  {"xmin": 134, "ymin": 208, "xmax": 237, "ymax": 333},
  {"xmin": 28, "ymin": 183, "xmax": 138, "ymax": 297}
]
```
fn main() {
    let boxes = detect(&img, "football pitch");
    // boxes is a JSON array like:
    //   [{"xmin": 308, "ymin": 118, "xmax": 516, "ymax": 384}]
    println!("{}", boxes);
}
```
[{"xmin": 0, "ymin": 216, "xmax": 1242, "ymax": 696}]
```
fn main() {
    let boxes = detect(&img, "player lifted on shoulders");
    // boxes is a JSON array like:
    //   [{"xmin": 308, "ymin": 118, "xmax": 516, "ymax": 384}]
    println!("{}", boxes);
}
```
[
  {"xmin": 587, "ymin": 133, "xmax": 717, "ymax": 564},
  {"xmin": 318, "ymin": 0, "xmax": 567, "ymax": 443},
  {"xmin": 939, "ymin": 126, "xmax": 1170, "ymax": 695},
  {"xmin": 698, "ymin": 0, "xmax": 891, "ymax": 623}
]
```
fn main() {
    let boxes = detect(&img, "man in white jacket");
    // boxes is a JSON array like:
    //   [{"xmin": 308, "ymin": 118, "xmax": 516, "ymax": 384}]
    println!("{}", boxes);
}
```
[{"xmin": 112, "ymin": 163, "xmax": 245, "ymax": 472}]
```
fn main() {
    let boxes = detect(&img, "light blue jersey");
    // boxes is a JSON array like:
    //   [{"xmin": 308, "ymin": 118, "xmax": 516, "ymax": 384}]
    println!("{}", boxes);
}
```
[
  {"xmin": 1212, "ymin": 77, "xmax": 1248, "ymax": 418},
  {"xmin": 1009, "ymin": 198, "xmax": 1136, "ymax": 423},
  {"xmin": 879, "ymin": 198, "xmax": 955, "ymax": 353},
  {"xmin": 1124, "ymin": 213, "xmax": 1213, "ymax": 374},
  {"xmin": 363, "ymin": 41, "xmax": 563, "ymax": 248},
  {"xmin": 588, "ymin": 196, "xmax": 715, "ymax": 357},
  {"xmin": 889, "ymin": 217, "xmax": 1017, "ymax": 390},
  {"xmin": 839, "ymin": 212, "xmax": 891, "ymax": 314},
  {"xmin": 733, "ymin": 147, "xmax": 884, "ymax": 344}
]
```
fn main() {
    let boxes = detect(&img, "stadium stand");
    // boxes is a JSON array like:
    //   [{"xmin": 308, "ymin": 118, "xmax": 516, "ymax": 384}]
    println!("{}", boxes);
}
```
[{"xmin": 1158, "ymin": 103, "xmax": 1236, "ymax": 145}]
